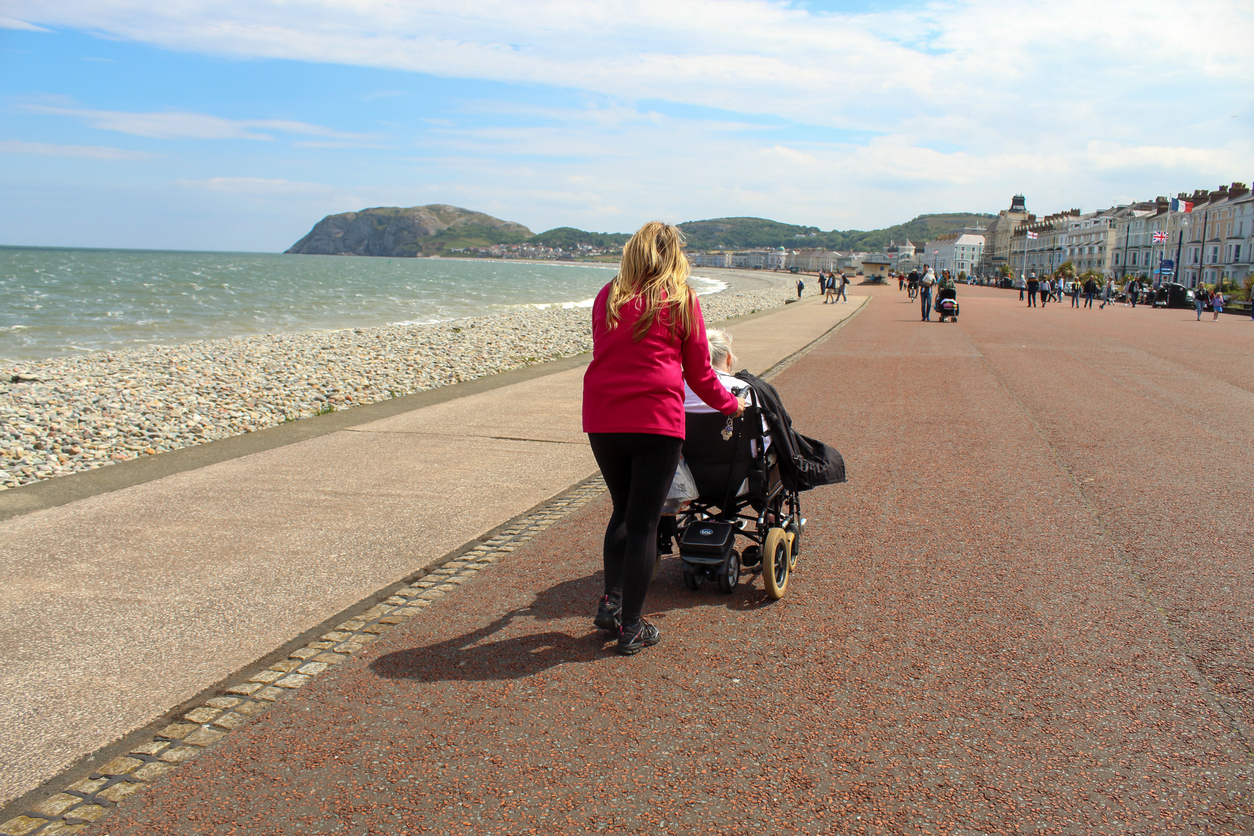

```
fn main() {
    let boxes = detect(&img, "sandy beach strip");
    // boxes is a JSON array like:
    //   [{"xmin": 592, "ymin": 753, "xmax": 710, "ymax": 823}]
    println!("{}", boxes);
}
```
[{"xmin": 0, "ymin": 268, "xmax": 794, "ymax": 490}]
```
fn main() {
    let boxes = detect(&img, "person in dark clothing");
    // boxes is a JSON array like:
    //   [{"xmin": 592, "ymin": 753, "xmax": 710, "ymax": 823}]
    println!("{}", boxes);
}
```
[
  {"xmin": 1026, "ymin": 274, "xmax": 1039, "ymax": 307},
  {"xmin": 920, "ymin": 267, "xmax": 935, "ymax": 321},
  {"xmin": 1083, "ymin": 277, "xmax": 1097, "ymax": 308}
]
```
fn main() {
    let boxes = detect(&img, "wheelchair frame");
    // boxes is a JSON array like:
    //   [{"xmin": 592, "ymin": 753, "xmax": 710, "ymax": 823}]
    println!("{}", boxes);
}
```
[{"xmin": 675, "ymin": 393, "xmax": 804, "ymax": 600}]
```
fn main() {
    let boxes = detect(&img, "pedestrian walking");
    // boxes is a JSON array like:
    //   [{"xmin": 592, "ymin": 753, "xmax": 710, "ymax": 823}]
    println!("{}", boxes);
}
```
[
  {"xmin": 921, "ymin": 267, "xmax": 935, "ymax": 321},
  {"xmin": 1195, "ymin": 286, "xmax": 1209, "ymax": 320},
  {"xmin": 1070, "ymin": 281, "xmax": 1081, "ymax": 308},
  {"xmin": 1212, "ymin": 290, "xmax": 1224, "ymax": 321},
  {"xmin": 1129, "ymin": 282, "xmax": 1138, "ymax": 308},
  {"xmin": 835, "ymin": 272, "xmax": 849, "ymax": 303},
  {"xmin": 796, "ymin": 276, "xmax": 805, "ymax": 299},
  {"xmin": 824, "ymin": 272, "xmax": 837, "ymax": 304},
  {"xmin": 1040, "ymin": 277, "xmax": 1050, "ymax": 308},
  {"xmin": 1099, "ymin": 278, "xmax": 1113, "ymax": 309},
  {"xmin": 582, "ymin": 220, "xmax": 745, "ymax": 655},
  {"xmin": 1083, "ymin": 277, "xmax": 1097, "ymax": 308},
  {"xmin": 1026, "ymin": 273, "xmax": 1038, "ymax": 307}
]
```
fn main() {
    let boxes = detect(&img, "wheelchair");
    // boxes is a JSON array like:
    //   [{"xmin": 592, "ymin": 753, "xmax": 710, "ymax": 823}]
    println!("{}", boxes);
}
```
[{"xmin": 672, "ymin": 387, "xmax": 805, "ymax": 600}]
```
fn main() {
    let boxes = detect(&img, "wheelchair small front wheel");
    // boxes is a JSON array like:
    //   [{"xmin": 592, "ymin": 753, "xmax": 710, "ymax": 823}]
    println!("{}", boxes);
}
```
[
  {"xmin": 717, "ymin": 551, "xmax": 741, "ymax": 594},
  {"xmin": 786, "ymin": 519, "xmax": 801, "ymax": 571},
  {"xmin": 682, "ymin": 566, "xmax": 702, "ymax": 591},
  {"xmin": 762, "ymin": 527, "xmax": 790, "ymax": 599}
]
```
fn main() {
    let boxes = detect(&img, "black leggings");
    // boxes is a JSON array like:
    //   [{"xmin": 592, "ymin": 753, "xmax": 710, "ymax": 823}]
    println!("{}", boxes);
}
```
[{"xmin": 588, "ymin": 432, "xmax": 683, "ymax": 626}]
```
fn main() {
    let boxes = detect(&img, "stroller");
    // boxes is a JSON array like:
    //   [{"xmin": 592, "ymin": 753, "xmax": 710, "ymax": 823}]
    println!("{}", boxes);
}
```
[
  {"xmin": 672, "ymin": 380, "xmax": 804, "ymax": 600},
  {"xmin": 935, "ymin": 296, "xmax": 959, "ymax": 322}
]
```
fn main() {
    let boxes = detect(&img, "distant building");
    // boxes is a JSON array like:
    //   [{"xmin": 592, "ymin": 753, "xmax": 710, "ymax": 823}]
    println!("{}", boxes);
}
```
[
  {"xmin": 1010, "ymin": 209, "xmax": 1080, "ymax": 277},
  {"xmin": 860, "ymin": 253, "xmax": 890, "ymax": 279},
  {"xmin": 979, "ymin": 195, "xmax": 1030, "ymax": 277},
  {"xmin": 923, "ymin": 229, "xmax": 985, "ymax": 277},
  {"xmin": 884, "ymin": 239, "xmax": 921, "ymax": 273},
  {"xmin": 1167, "ymin": 182, "xmax": 1252, "ymax": 287},
  {"xmin": 787, "ymin": 249, "xmax": 841, "ymax": 272},
  {"xmin": 689, "ymin": 251, "xmax": 732, "ymax": 268}
]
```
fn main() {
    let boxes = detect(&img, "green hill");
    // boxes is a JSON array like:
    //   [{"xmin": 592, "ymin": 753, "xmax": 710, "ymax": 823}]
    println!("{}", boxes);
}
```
[
  {"xmin": 288, "ymin": 207, "xmax": 996, "ymax": 258},
  {"xmin": 649, "ymin": 212, "xmax": 996, "ymax": 252},
  {"xmin": 822, "ymin": 213, "xmax": 994, "ymax": 252},
  {"xmin": 528, "ymin": 227, "xmax": 631, "ymax": 249},
  {"xmin": 677, "ymin": 217, "xmax": 822, "ymax": 250},
  {"xmin": 286, "ymin": 205, "xmax": 532, "ymax": 257}
]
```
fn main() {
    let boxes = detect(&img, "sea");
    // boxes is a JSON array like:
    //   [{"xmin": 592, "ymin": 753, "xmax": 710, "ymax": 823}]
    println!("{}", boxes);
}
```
[{"xmin": 0, "ymin": 247, "xmax": 727, "ymax": 363}]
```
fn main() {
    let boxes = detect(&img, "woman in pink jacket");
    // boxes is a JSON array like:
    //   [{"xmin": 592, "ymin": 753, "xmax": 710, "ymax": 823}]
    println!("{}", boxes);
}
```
[{"xmin": 583, "ymin": 221, "xmax": 745, "ymax": 655}]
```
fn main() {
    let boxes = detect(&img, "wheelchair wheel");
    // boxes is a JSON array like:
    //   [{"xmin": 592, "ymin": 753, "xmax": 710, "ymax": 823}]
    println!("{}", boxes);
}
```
[
  {"xmin": 762, "ymin": 527, "xmax": 790, "ymax": 600},
  {"xmin": 786, "ymin": 519, "xmax": 801, "ymax": 571},
  {"xmin": 682, "ymin": 566, "xmax": 702, "ymax": 591},
  {"xmin": 717, "ymin": 551, "xmax": 741, "ymax": 594}
]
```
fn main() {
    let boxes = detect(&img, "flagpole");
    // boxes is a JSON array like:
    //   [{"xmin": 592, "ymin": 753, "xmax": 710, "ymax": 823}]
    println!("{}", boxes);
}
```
[{"xmin": 1161, "ymin": 198, "xmax": 1171, "ymax": 288}]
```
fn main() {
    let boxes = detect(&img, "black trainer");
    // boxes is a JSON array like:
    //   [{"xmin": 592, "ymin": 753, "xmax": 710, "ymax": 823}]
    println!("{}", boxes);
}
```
[
  {"xmin": 594, "ymin": 595, "xmax": 622, "ymax": 632},
  {"xmin": 617, "ymin": 618, "xmax": 660, "ymax": 655}
]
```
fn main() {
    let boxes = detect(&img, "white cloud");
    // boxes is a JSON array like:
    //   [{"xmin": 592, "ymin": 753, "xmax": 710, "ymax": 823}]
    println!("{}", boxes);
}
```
[
  {"xmin": 0, "ymin": 16, "xmax": 48, "ymax": 31},
  {"xmin": 19, "ymin": 102, "xmax": 380, "ymax": 143},
  {"xmin": 5, "ymin": 0, "xmax": 1252, "ymax": 240},
  {"xmin": 0, "ymin": 139, "xmax": 151, "ymax": 159}
]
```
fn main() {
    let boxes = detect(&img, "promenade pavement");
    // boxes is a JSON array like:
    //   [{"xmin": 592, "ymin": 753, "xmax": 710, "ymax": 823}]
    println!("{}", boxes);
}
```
[
  {"xmin": 0, "ymin": 289, "xmax": 864, "ymax": 812},
  {"xmin": 9, "ymin": 283, "xmax": 1254, "ymax": 835}
]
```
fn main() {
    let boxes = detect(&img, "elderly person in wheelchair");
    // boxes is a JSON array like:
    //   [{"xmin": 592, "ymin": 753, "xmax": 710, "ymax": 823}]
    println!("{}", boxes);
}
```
[
  {"xmin": 682, "ymin": 329, "xmax": 771, "ymax": 460},
  {"xmin": 659, "ymin": 328, "xmax": 803, "ymax": 598}
]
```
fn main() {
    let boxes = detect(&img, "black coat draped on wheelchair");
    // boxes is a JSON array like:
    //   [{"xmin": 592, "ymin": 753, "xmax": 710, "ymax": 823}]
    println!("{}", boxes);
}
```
[{"xmin": 672, "ymin": 391, "xmax": 804, "ymax": 600}]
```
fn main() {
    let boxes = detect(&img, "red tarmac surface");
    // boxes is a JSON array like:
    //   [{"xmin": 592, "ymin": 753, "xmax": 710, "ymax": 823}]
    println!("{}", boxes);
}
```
[{"xmin": 92, "ymin": 285, "xmax": 1253, "ymax": 835}]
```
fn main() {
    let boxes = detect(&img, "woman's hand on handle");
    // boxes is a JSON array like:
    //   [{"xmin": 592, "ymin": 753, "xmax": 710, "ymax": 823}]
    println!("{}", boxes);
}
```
[{"xmin": 733, "ymin": 396, "xmax": 747, "ymax": 418}]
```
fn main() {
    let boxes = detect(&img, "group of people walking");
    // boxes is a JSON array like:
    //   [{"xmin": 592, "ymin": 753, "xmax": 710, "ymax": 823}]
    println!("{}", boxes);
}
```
[
  {"xmin": 903, "ymin": 266, "xmax": 958, "ymax": 322},
  {"xmin": 797, "ymin": 270, "xmax": 849, "ymax": 303},
  {"xmin": 1020, "ymin": 274, "xmax": 1112, "ymax": 310}
]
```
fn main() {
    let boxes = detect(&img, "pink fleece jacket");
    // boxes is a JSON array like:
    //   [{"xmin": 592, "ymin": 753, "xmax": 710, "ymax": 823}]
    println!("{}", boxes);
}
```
[{"xmin": 582, "ymin": 282, "xmax": 739, "ymax": 438}]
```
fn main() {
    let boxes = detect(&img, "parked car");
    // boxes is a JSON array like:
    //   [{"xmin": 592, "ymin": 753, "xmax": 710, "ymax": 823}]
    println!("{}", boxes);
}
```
[{"xmin": 1154, "ymin": 282, "xmax": 1195, "ymax": 309}]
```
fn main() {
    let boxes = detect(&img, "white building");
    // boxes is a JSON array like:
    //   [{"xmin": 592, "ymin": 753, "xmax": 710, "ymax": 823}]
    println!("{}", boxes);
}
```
[
  {"xmin": 923, "ymin": 229, "xmax": 985, "ymax": 277},
  {"xmin": 688, "ymin": 251, "xmax": 731, "ymax": 268}
]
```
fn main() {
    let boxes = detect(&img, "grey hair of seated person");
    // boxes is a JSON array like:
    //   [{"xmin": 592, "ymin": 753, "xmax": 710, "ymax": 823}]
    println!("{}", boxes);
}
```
[{"xmin": 706, "ymin": 328, "xmax": 733, "ymax": 369}]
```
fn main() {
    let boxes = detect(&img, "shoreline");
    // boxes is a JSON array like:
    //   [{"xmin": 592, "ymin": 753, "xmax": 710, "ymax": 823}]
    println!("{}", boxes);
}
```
[{"xmin": 0, "ymin": 268, "xmax": 794, "ymax": 490}]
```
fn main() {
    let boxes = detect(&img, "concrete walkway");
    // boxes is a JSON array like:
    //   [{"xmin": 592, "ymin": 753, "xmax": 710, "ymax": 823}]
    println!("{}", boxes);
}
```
[
  {"xmin": 5, "ymin": 283, "xmax": 1254, "ymax": 835},
  {"xmin": 0, "ymin": 293, "xmax": 864, "ymax": 808}
]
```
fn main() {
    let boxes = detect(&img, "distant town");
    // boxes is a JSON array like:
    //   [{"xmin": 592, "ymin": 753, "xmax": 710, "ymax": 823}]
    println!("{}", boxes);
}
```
[{"xmin": 453, "ymin": 182, "xmax": 1252, "ymax": 296}]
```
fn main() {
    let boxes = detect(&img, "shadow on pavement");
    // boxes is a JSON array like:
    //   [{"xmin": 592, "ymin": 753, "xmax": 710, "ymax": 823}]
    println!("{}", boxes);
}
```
[{"xmin": 370, "ymin": 559, "xmax": 776, "ymax": 683}]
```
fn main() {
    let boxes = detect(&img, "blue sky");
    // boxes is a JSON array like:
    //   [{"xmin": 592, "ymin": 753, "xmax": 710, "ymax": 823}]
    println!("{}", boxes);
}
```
[{"xmin": 2, "ymin": 0, "xmax": 1251, "ymax": 252}]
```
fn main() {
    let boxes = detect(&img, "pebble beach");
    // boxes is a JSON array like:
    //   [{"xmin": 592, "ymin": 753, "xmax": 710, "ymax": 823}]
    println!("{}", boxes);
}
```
[{"xmin": 0, "ymin": 271, "xmax": 794, "ymax": 490}]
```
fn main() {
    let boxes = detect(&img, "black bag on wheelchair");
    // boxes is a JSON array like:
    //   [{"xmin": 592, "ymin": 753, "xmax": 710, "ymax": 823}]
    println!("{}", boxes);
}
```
[
  {"xmin": 678, "ymin": 521, "xmax": 736, "ymax": 565},
  {"xmin": 732, "ymin": 371, "xmax": 846, "ymax": 491}
]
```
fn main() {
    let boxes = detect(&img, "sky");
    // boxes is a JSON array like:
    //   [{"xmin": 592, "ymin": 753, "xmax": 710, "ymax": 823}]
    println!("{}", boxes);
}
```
[{"xmin": 1, "ymin": 0, "xmax": 1251, "ymax": 252}]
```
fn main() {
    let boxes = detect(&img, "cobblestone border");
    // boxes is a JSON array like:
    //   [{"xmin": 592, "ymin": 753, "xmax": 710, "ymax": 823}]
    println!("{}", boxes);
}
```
[{"xmin": 0, "ymin": 476, "xmax": 608, "ymax": 836}]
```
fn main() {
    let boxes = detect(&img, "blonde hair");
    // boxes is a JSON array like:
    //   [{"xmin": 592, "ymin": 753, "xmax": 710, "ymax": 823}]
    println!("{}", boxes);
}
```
[
  {"xmin": 606, "ymin": 221, "xmax": 695, "ymax": 341},
  {"xmin": 706, "ymin": 328, "xmax": 733, "ymax": 368}
]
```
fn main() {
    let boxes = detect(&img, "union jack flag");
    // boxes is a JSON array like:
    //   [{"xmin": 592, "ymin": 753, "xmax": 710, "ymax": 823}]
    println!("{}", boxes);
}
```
[{"xmin": 1152, "ymin": 231, "xmax": 1169, "ymax": 243}]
